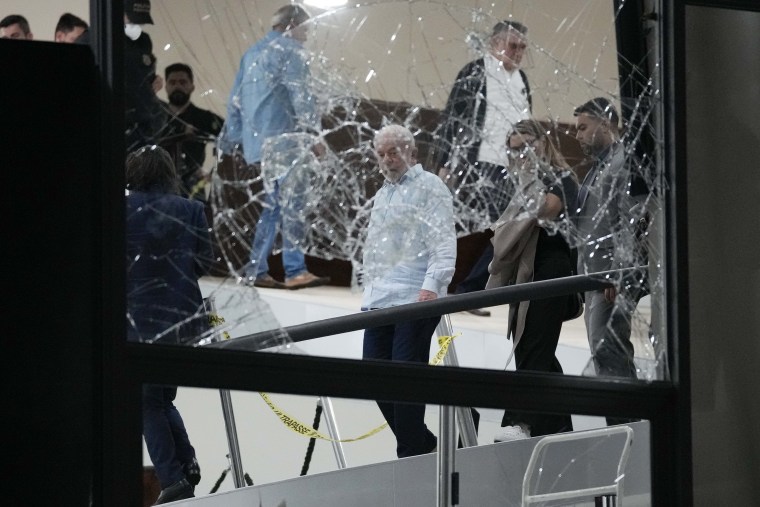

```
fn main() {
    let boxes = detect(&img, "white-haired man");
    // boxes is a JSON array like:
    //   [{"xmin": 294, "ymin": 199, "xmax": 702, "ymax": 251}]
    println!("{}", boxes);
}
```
[{"xmin": 361, "ymin": 124, "xmax": 456, "ymax": 458}]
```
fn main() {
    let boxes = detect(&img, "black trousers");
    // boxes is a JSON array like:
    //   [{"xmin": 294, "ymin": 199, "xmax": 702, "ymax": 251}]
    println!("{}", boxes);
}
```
[
  {"xmin": 454, "ymin": 162, "xmax": 512, "ymax": 296},
  {"xmin": 363, "ymin": 316, "xmax": 440, "ymax": 458},
  {"xmin": 501, "ymin": 252, "xmax": 574, "ymax": 437}
]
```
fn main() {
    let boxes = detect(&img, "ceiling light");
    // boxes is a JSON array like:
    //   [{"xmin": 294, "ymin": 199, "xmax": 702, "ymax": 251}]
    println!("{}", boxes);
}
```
[{"xmin": 303, "ymin": 0, "xmax": 349, "ymax": 10}]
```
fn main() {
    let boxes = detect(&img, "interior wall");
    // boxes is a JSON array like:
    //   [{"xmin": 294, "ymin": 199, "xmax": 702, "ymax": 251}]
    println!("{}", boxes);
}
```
[
  {"xmin": 144, "ymin": 0, "xmax": 619, "ymax": 123},
  {"xmin": 4, "ymin": 1, "xmax": 619, "ymax": 124},
  {"xmin": 685, "ymin": 5, "xmax": 760, "ymax": 505}
]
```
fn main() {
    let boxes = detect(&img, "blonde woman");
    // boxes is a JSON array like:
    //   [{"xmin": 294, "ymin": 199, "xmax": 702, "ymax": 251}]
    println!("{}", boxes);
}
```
[{"xmin": 490, "ymin": 119, "xmax": 579, "ymax": 441}]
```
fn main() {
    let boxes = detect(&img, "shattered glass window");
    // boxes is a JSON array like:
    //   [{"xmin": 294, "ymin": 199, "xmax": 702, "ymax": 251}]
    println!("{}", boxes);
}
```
[
  {"xmin": 125, "ymin": 1, "xmax": 668, "ymax": 503},
  {"xmin": 125, "ymin": 0, "xmax": 667, "ymax": 384}
]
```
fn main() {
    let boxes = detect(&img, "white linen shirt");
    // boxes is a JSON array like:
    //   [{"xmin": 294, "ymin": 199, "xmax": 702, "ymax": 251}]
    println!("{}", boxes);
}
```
[{"xmin": 361, "ymin": 164, "xmax": 456, "ymax": 309}]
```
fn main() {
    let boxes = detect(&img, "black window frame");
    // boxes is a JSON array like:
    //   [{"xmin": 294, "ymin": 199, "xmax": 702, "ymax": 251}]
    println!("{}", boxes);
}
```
[{"xmin": 91, "ymin": 1, "xmax": 725, "ymax": 505}]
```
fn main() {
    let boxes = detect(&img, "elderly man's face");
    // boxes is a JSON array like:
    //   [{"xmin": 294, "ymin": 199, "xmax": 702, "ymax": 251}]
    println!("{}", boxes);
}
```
[
  {"xmin": 575, "ymin": 113, "xmax": 612, "ymax": 156},
  {"xmin": 491, "ymin": 30, "xmax": 526, "ymax": 71},
  {"xmin": 1, "ymin": 23, "xmax": 32, "ymax": 40},
  {"xmin": 374, "ymin": 138, "xmax": 415, "ymax": 182}
]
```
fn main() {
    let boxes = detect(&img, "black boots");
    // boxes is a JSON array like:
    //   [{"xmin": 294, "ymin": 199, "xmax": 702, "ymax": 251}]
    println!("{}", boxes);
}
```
[
  {"xmin": 154, "ymin": 478, "xmax": 194, "ymax": 505},
  {"xmin": 183, "ymin": 457, "xmax": 201, "ymax": 486}
]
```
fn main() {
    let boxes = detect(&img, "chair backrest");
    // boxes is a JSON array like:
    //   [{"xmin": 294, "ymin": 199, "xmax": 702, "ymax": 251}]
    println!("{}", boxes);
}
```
[{"xmin": 522, "ymin": 425, "xmax": 634, "ymax": 506}]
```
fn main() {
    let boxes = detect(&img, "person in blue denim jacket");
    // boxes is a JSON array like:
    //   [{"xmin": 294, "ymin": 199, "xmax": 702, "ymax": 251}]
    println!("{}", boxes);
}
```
[{"xmin": 220, "ymin": 4, "xmax": 329, "ymax": 290}]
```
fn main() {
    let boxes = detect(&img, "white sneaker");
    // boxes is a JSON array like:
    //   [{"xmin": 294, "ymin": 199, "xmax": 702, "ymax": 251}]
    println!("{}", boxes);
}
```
[{"xmin": 493, "ymin": 425, "xmax": 531, "ymax": 442}]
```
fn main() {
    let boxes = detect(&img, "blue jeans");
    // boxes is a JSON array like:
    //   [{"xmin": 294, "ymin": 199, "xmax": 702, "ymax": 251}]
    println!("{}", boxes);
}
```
[
  {"xmin": 362, "ymin": 315, "xmax": 440, "ymax": 457},
  {"xmin": 245, "ymin": 179, "xmax": 307, "ymax": 280},
  {"xmin": 142, "ymin": 385, "xmax": 196, "ymax": 488}
]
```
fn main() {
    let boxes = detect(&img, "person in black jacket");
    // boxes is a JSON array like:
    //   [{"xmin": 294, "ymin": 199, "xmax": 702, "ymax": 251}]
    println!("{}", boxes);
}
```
[
  {"xmin": 124, "ymin": 0, "xmax": 162, "ymax": 151},
  {"xmin": 126, "ymin": 145, "xmax": 213, "ymax": 504},
  {"xmin": 489, "ymin": 119, "xmax": 578, "ymax": 442},
  {"xmin": 434, "ymin": 20, "xmax": 533, "ymax": 316},
  {"xmin": 157, "ymin": 63, "xmax": 224, "ymax": 200}
]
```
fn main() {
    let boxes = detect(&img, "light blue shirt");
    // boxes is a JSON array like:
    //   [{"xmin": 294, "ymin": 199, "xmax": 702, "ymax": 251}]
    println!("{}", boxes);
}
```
[
  {"xmin": 361, "ymin": 164, "xmax": 457, "ymax": 309},
  {"xmin": 219, "ymin": 30, "xmax": 320, "ymax": 164}
]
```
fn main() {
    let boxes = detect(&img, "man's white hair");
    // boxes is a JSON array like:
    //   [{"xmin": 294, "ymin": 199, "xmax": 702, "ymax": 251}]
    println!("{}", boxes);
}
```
[
  {"xmin": 271, "ymin": 4, "xmax": 310, "ymax": 28},
  {"xmin": 374, "ymin": 124, "xmax": 416, "ymax": 149}
]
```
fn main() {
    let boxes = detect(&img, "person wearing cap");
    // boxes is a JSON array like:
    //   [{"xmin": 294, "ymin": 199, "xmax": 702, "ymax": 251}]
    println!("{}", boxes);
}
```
[
  {"xmin": 0, "ymin": 14, "xmax": 33, "ymax": 39},
  {"xmin": 573, "ymin": 97, "xmax": 646, "ymax": 395},
  {"xmin": 124, "ymin": 0, "xmax": 162, "ymax": 151},
  {"xmin": 220, "ymin": 4, "xmax": 330, "ymax": 290},
  {"xmin": 433, "ymin": 20, "xmax": 532, "ymax": 317}
]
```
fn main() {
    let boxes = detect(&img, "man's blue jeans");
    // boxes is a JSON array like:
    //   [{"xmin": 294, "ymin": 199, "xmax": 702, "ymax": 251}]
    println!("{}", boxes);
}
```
[
  {"xmin": 245, "ymin": 179, "xmax": 307, "ymax": 280},
  {"xmin": 362, "ymin": 315, "xmax": 440, "ymax": 457}
]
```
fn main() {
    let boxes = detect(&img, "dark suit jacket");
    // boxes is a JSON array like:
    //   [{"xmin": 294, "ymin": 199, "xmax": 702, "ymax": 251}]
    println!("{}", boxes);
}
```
[
  {"xmin": 433, "ymin": 57, "xmax": 532, "ymax": 170},
  {"xmin": 126, "ymin": 190, "xmax": 214, "ymax": 343}
]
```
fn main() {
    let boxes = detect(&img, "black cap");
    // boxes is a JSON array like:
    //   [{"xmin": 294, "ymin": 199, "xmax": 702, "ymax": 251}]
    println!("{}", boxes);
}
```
[
  {"xmin": 125, "ymin": 0, "xmax": 154, "ymax": 25},
  {"xmin": 573, "ymin": 97, "xmax": 619, "ymax": 126}
]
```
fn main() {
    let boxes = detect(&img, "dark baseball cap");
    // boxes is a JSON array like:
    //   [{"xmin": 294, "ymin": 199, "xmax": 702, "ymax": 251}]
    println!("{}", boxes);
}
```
[
  {"xmin": 125, "ymin": 0, "xmax": 154, "ymax": 25},
  {"xmin": 573, "ymin": 97, "xmax": 619, "ymax": 126}
]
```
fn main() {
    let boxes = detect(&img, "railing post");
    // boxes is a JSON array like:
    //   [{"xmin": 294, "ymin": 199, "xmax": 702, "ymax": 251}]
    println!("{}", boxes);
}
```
[
  {"xmin": 318, "ymin": 397, "xmax": 348, "ymax": 469},
  {"xmin": 437, "ymin": 315, "xmax": 479, "ymax": 447},
  {"xmin": 206, "ymin": 297, "xmax": 247, "ymax": 488},
  {"xmin": 437, "ymin": 404, "xmax": 457, "ymax": 506},
  {"xmin": 219, "ymin": 389, "xmax": 247, "ymax": 488}
]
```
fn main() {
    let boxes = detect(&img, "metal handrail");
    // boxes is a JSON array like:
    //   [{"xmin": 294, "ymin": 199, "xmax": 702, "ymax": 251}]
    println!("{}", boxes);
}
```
[{"xmin": 207, "ymin": 269, "xmax": 639, "ymax": 351}]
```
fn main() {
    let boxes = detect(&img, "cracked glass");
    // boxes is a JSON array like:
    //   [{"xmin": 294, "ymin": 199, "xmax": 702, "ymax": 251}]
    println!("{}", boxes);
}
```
[{"xmin": 125, "ymin": 0, "xmax": 665, "ymax": 503}]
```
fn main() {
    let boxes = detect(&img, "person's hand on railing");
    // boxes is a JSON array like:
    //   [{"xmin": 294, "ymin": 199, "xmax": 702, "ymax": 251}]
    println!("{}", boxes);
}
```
[{"xmin": 418, "ymin": 289, "xmax": 437, "ymax": 302}]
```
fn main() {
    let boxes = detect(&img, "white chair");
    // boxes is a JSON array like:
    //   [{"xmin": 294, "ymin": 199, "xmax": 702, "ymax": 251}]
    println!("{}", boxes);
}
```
[{"xmin": 522, "ymin": 425, "xmax": 634, "ymax": 506}]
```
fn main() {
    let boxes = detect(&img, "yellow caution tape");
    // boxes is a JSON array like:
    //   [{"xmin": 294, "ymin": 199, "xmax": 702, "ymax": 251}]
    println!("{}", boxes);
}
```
[
  {"xmin": 209, "ymin": 313, "xmax": 231, "ymax": 340},
  {"xmin": 258, "ymin": 333, "xmax": 462, "ymax": 442},
  {"xmin": 259, "ymin": 392, "xmax": 388, "ymax": 442},
  {"xmin": 430, "ymin": 333, "xmax": 459, "ymax": 366},
  {"xmin": 188, "ymin": 178, "xmax": 207, "ymax": 199}
]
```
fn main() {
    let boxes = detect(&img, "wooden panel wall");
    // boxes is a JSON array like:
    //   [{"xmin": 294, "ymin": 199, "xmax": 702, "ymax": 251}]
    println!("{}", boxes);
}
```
[{"xmin": 209, "ymin": 99, "xmax": 588, "ymax": 289}]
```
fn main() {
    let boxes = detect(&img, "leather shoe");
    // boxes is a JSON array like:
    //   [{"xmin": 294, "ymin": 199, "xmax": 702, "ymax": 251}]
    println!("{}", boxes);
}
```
[
  {"xmin": 466, "ymin": 308, "xmax": 491, "ymax": 317},
  {"xmin": 284, "ymin": 272, "xmax": 330, "ymax": 290},
  {"xmin": 250, "ymin": 274, "xmax": 286, "ymax": 289},
  {"xmin": 154, "ymin": 478, "xmax": 194, "ymax": 505}
]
